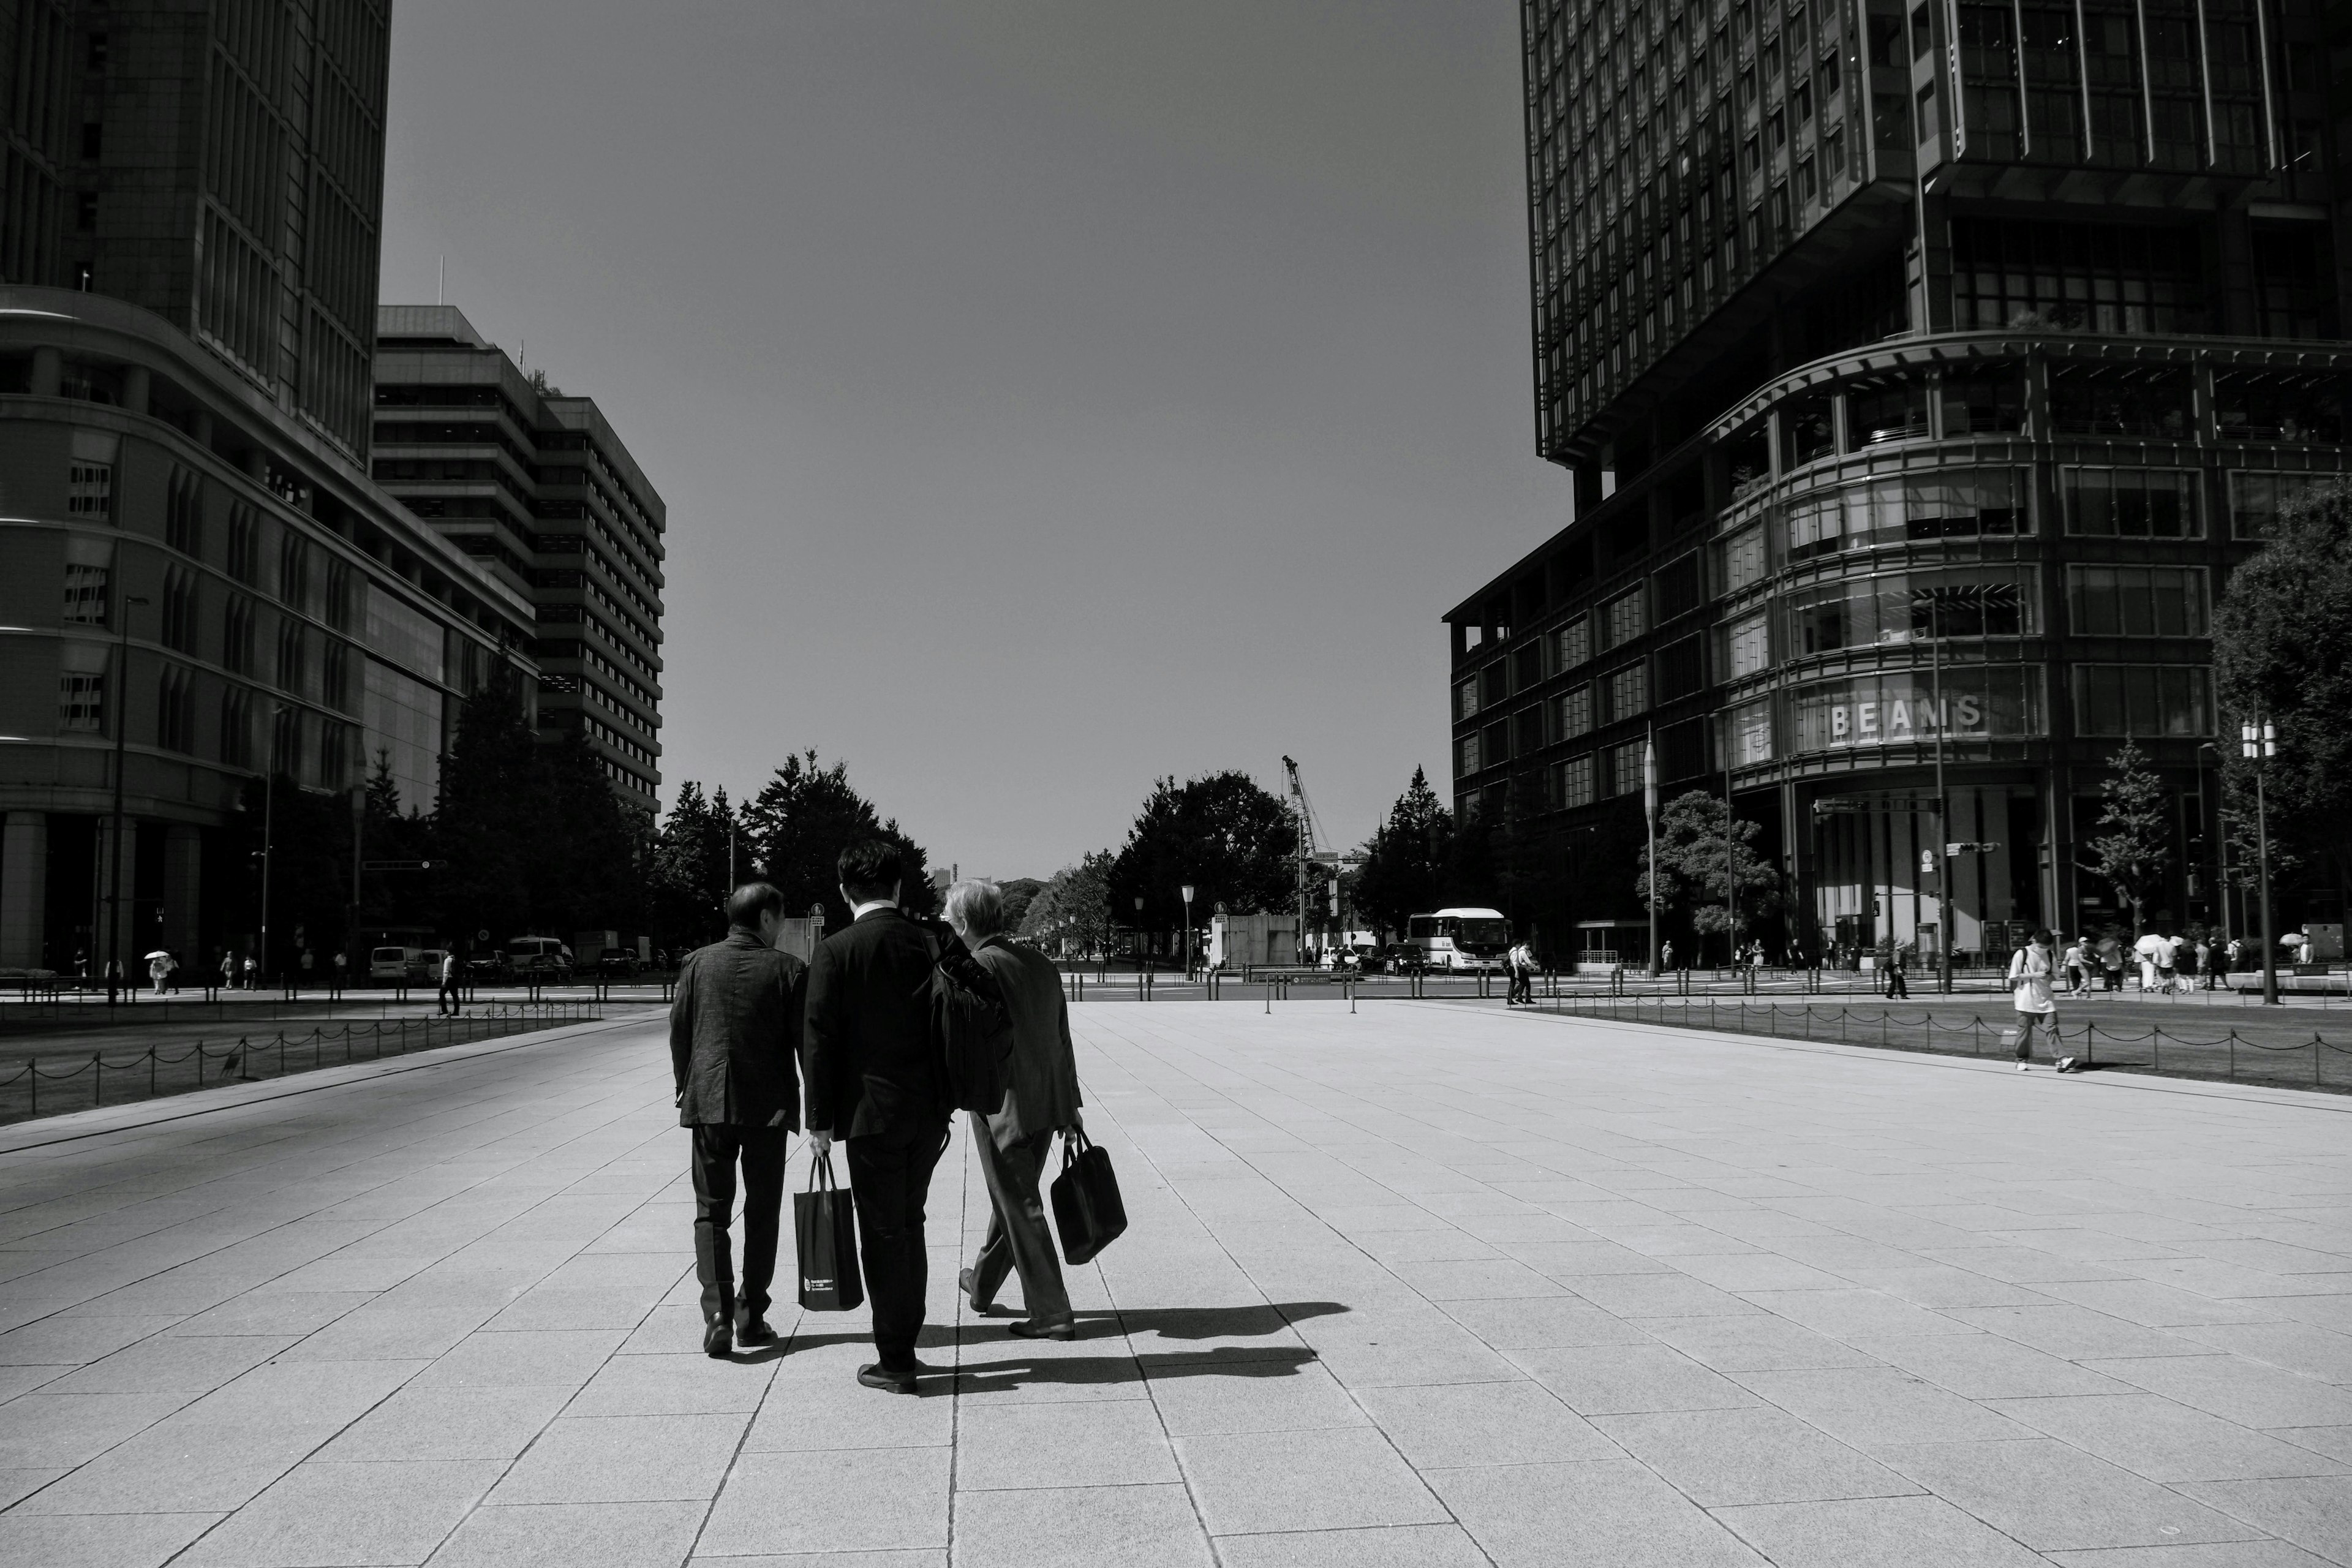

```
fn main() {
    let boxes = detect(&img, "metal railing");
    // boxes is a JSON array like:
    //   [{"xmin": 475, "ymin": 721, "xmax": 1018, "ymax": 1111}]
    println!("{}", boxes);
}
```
[{"xmin": 0, "ymin": 1001, "xmax": 600, "ymax": 1125}]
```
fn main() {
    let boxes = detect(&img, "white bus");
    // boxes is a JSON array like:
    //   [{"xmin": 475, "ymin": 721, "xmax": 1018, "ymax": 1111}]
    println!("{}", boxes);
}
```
[{"xmin": 1405, "ymin": 908, "xmax": 1512, "ymax": 971}]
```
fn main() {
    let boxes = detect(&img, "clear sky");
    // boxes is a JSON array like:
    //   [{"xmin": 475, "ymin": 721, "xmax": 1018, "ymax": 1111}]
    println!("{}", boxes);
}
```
[{"xmin": 378, "ymin": 0, "xmax": 1572, "ymax": 879}]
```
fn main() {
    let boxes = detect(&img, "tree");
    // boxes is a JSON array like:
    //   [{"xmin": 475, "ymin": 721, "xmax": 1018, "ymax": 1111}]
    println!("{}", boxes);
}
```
[
  {"xmin": 2214, "ymin": 477, "xmax": 2352, "ymax": 894},
  {"xmin": 358, "ymin": 752, "xmax": 434, "ymax": 934},
  {"xmin": 1632, "ymin": 791, "xmax": 1781, "ymax": 963},
  {"xmin": 739, "ymin": 750, "xmax": 934, "ymax": 928},
  {"xmin": 1351, "ymin": 767, "xmax": 1452, "ymax": 938},
  {"xmin": 1019, "ymin": 851, "xmax": 1115, "ymax": 955},
  {"xmin": 432, "ymin": 664, "xmax": 537, "ymax": 944},
  {"xmin": 649, "ymin": 782, "xmax": 739, "ymax": 951},
  {"xmin": 1108, "ymin": 771, "xmax": 1298, "ymax": 930},
  {"xmin": 997, "ymin": 877, "xmax": 1044, "ymax": 935},
  {"xmin": 2086, "ymin": 739, "xmax": 2172, "ymax": 935}
]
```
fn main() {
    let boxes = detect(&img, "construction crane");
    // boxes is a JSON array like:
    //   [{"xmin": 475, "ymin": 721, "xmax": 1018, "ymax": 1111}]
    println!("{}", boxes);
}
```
[{"xmin": 1281, "ymin": 756, "xmax": 1363, "ymax": 964}]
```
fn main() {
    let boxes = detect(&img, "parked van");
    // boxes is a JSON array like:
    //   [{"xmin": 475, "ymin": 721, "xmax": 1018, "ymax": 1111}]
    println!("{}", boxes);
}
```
[
  {"xmin": 408, "ymin": 949, "xmax": 447, "ymax": 983},
  {"xmin": 504, "ymin": 936, "xmax": 573, "ymax": 982},
  {"xmin": 369, "ymin": 946, "xmax": 421, "ymax": 981}
]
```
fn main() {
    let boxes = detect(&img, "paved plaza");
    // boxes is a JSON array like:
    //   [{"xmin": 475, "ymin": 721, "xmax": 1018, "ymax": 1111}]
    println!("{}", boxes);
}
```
[{"xmin": 1, "ymin": 1002, "xmax": 2350, "ymax": 1566}]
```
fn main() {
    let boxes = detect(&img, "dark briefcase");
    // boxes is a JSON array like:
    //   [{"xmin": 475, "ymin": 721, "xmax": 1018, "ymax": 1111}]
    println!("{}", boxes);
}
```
[
  {"xmin": 794, "ymin": 1153, "xmax": 862, "ymax": 1311},
  {"xmin": 1049, "ymin": 1128, "xmax": 1128, "ymax": 1266}
]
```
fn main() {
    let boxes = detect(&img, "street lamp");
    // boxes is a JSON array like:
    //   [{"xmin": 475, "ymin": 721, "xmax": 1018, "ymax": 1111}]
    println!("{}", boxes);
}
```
[
  {"xmin": 2196, "ymin": 741, "xmax": 2229, "ymax": 954},
  {"xmin": 2242, "ymin": 719, "xmax": 2279, "ymax": 1006},
  {"xmin": 1928, "ymin": 588, "xmax": 1954, "ymax": 995},
  {"xmin": 1181, "ymin": 884, "xmax": 1196, "ymax": 979},
  {"xmin": 103, "ymin": 594, "xmax": 150, "ymax": 1005},
  {"xmin": 257, "ymin": 703, "xmax": 290, "ymax": 994},
  {"xmin": 1133, "ymin": 895, "xmax": 1146, "ymax": 975}
]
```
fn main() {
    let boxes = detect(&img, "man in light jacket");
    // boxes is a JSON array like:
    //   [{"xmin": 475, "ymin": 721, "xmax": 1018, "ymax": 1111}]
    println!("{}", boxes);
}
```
[
  {"xmin": 671, "ymin": 881, "xmax": 805, "ymax": 1358},
  {"xmin": 945, "ymin": 880, "xmax": 1082, "ymax": 1341}
]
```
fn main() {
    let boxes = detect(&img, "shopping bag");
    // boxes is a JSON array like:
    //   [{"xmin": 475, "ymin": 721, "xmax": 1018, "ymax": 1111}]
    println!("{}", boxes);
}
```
[
  {"xmin": 794, "ymin": 1153, "xmax": 862, "ymax": 1311},
  {"xmin": 1049, "ymin": 1128, "xmax": 1128, "ymax": 1266}
]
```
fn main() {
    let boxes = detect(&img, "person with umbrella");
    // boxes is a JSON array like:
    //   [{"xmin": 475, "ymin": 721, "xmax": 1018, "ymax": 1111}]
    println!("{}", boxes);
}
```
[{"xmin": 146, "ymin": 949, "xmax": 175, "ymax": 995}]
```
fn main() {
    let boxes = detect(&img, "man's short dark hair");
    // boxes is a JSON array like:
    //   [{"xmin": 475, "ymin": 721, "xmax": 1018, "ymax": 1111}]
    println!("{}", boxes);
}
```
[
  {"xmin": 728, "ymin": 881, "xmax": 786, "ymax": 929},
  {"xmin": 837, "ymin": 840, "xmax": 903, "ymax": 902}
]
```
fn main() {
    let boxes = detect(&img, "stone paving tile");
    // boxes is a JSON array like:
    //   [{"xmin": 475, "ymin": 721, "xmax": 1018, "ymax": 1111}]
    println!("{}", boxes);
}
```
[
  {"xmin": 7, "ymin": 1005, "xmax": 2352, "ymax": 1566},
  {"xmin": 0, "ymin": 1510, "xmax": 221, "ymax": 1567}
]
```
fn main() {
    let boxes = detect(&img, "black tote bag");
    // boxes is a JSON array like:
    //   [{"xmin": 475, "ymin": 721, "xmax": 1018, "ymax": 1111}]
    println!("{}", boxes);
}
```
[
  {"xmin": 794, "ymin": 1153, "xmax": 863, "ymax": 1312},
  {"xmin": 1049, "ymin": 1127, "xmax": 1128, "ymax": 1266}
]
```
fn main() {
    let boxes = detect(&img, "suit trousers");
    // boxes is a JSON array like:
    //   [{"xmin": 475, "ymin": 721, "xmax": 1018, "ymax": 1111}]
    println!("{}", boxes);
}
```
[
  {"xmin": 846, "ymin": 1117, "xmax": 950, "ymax": 1372},
  {"xmin": 967, "ymin": 1123, "xmax": 1072, "ymax": 1327},
  {"xmin": 690, "ymin": 1125, "xmax": 786, "ymax": 1325}
]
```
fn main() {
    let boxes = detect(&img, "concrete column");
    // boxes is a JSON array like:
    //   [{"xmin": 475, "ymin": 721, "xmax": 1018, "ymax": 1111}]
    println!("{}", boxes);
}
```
[
  {"xmin": 1, "ymin": 813, "xmax": 47, "ymax": 968},
  {"xmin": 163, "ymin": 825, "xmax": 200, "ymax": 963}
]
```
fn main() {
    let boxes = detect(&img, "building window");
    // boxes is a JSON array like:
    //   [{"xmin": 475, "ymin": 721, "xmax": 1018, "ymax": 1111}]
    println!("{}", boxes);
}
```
[
  {"xmin": 1559, "ymin": 683, "xmax": 1594, "ymax": 739},
  {"xmin": 157, "ymin": 666, "xmax": 195, "ymax": 753},
  {"xmin": 1556, "ymin": 753, "xmax": 1597, "ymax": 810},
  {"xmin": 66, "ymin": 458, "xmax": 112, "ymax": 518},
  {"xmin": 2227, "ymin": 472, "xmax": 2340, "ymax": 541},
  {"xmin": 222, "ymin": 596, "xmax": 255, "ymax": 674},
  {"xmin": 220, "ymin": 688, "xmax": 252, "ymax": 769},
  {"xmin": 58, "ymin": 670, "xmax": 104, "ymax": 732},
  {"xmin": 1606, "ymin": 662, "xmax": 1649, "ymax": 722},
  {"xmin": 160, "ymin": 567, "xmax": 197, "ymax": 651},
  {"xmin": 1603, "ymin": 587, "xmax": 1645, "ymax": 647},
  {"xmin": 1784, "ymin": 469, "xmax": 2029, "ymax": 562},
  {"xmin": 323, "ymin": 639, "xmax": 353, "ymax": 712},
  {"xmin": 165, "ymin": 469, "xmax": 204, "ymax": 554},
  {"xmin": 2072, "ymin": 665, "xmax": 2212, "ymax": 737},
  {"xmin": 1940, "ymin": 370, "xmax": 2025, "ymax": 435},
  {"xmin": 363, "ymin": 658, "xmax": 445, "ymax": 812},
  {"xmin": 1727, "ymin": 611, "xmax": 1770, "ymax": 677},
  {"xmin": 1483, "ymin": 718, "xmax": 1509, "ymax": 768},
  {"xmin": 1657, "ymin": 635, "xmax": 1706, "ymax": 701},
  {"xmin": 276, "ymin": 622, "xmax": 307, "ymax": 695},
  {"xmin": 277, "ymin": 535, "xmax": 310, "ymax": 611},
  {"xmin": 2212, "ymin": 373, "xmax": 2343, "ymax": 444},
  {"xmin": 1557, "ymin": 614, "xmax": 1591, "ymax": 668},
  {"xmin": 1953, "ymin": 219, "xmax": 2204, "ymax": 334},
  {"xmin": 1728, "ymin": 699, "xmax": 1773, "ymax": 764},
  {"xmin": 1789, "ymin": 569, "xmax": 2035, "ymax": 652},
  {"xmin": 1656, "ymin": 553, "xmax": 1705, "ymax": 620},
  {"xmin": 2066, "ymin": 567, "xmax": 2207, "ymax": 637},
  {"xmin": 227, "ymin": 506, "xmax": 260, "ymax": 582},
  {"xmin": 1720, "ymin": 526, "xmax": 1767, "ymax": 592},
  {"xmin": 2062, "ymin": 469, "xmax": 2199, "ymax": 538},
  {"xmin": 1456, "ymin": 732, "xmax": 1482, "ymax": 777},
  {"xmin": 1455, "ymin": 678, "xmax": 1479, "ymax": 722},
  {"xmin": 1846, "ymin": 379, "xmax": 1928, "ymax": 445},
  {"xmin": 1605, "ymin": 741, "xmax": 1646, "ymax": 797},
  {"xmin": 62, "ymin": 560, "xmax": 110, "ymax": 624}
]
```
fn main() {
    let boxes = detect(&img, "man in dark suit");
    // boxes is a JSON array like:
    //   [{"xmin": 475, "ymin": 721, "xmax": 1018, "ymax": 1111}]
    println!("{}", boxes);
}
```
[
  {"xmin": 670, "ymin": 881, "xmax": 805, "ymax": 1359},
  {"xmin": 805, "ymin": 841, "xmax": 951, "ymax": 1393},
  {"xmin": 946, "ymin": 880, "xmax": 1082, "ymax": 1340}
]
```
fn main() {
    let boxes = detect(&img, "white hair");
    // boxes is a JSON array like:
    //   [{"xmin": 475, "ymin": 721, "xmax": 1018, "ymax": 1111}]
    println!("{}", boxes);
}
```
[{"xmin": 944, "ymin": 879, "xmax": 1006, "ymax": 938}]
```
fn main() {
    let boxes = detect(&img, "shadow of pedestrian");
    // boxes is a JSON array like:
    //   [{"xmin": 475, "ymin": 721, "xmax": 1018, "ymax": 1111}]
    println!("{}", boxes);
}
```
[{"xmin": 954, "ymin": 1344, "xmax": 1321, "ymax": 1395}]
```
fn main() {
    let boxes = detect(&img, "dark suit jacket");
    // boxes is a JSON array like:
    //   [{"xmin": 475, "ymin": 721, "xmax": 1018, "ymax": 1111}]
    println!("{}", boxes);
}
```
[
  {"xmin": 970, "ymin": 935, "xmax": 1080, "ymax": 1150},
  {"xmin": 669, "ymin": 929, "xmax": 806, "ymax": 1128},
  {"xmin": 803, "ymin": 906, "xmax": 946, "ymax": 1138}
]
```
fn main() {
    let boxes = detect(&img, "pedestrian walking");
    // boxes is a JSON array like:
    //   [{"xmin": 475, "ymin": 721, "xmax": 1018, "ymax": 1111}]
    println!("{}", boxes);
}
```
[
  {"xmin": 2060, "ymin": 935, "xmax": 2089, "ymax": 998},
  {"xmin": 1506, "ymin": 940, "xmax": 1534, "ymax": 1005},
  {"xmin": 946, "ymin": 880, "xmax": 1082, "ymax": 1342},
  {"xmin": 331, "ymin": 950, "xmax": 347, "ymax": 997},
  {"xmin": 241, "ymin": 953, "xmax": 257, "ymax": 990},
  {"xmin": 2008, "ymin": 929, "xmax": 2068, "ymax": 1071},
  {"xmin": 805, "ymin": 840, "xmax": 959, "ymax": 1395},
  {"xmin": 671, "ymin": 881, "xmax": 806, "ymax": 1359},
  {"xmin": 1659, "ymin": 939, "xmax": 1674, "ymax": 974},
  {"xmin": 1885, "ymin": 949, "xmax": 1908, "ymax": 999},
  {"xmin": 436, "ymin": 949, "xmax": 461, "ymax": 1017},
  {"xmin": 2095, "ymin": 930, "xmax": 2124, "ymax": 992}
]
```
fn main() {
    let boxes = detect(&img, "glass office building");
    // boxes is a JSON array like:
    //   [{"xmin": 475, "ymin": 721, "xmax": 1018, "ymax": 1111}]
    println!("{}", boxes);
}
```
[{"xmin": 1449, "ymin": 0, "xmax": 2348, "ymax": 965}]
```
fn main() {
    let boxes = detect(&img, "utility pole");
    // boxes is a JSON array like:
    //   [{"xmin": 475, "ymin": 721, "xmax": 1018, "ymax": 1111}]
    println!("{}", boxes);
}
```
[
  {"xmin": 1643, "ymin": 727, "xmax": 1657, "ymax": 977},
  {"xmin": 258, "ymin": 706, "xmax": 286, "ymax": 990},
  {"xmin": 2244, "ymin": 720, "xmax": 2278, "ymax": 1006}
]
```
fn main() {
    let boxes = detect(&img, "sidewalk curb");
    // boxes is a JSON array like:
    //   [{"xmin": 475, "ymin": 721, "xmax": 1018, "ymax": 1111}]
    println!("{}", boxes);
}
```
[
  {"xmin": 1466, "ymin": 1001, "xmax": 2352, "ymax": 1115},
  {"xmin": 0, "ymin": 1011, "xmax": 662, "ymax": 1155}
]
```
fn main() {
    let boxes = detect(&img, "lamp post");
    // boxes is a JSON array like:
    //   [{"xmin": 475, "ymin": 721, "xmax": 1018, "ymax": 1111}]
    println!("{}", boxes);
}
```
[
  {"xmin": 1181, "ymin": 884, "xmax": 1195, "ymax": 979},
  {"xmin": 1928, "ymin": 588, "xmax": 1954, "ymax": 994},
  {"xmin": 103, "ymin": 594, "xmax": 150, "ymax": 1005},
  {"xmin": 1643, "ymin": 726, "xmax": 1657, "ymax": 978},
  {"xmin": 1133, "ymin": 895, "xmax": 1146, "ymax": 976},
  {"xmin": 2196, "ymin": 741, "xmax": 2228, "ymax": 951},
  {"xmin": 2243, "ymin": 719, "xmax": 2278, "ymax": 1006}
]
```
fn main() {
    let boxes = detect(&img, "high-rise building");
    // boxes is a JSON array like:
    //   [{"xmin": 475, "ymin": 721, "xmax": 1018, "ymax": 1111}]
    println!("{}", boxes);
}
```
[
  {"xmin": 0, "ymin": 2, "xmax": 540, "ymax": 979},
  {"xmin": 371, "ymin": 306, "xmax": 666, "ymax": 807},
  {"xmin": 1452, "ymin": 0, "xmax": 2348, "ymax": 969}
]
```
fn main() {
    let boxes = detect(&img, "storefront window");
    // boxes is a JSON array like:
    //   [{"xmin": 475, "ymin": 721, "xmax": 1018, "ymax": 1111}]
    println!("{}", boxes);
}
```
[
  {"xmin": 2063, "ymin": 468, "xmax": 2199, "ymax": 538},
  {"xmin": 1790, "ymin": 666, "xmax": 2042, "ymax": 753},
  {"xmin": 2072, "ymin": 664, "xmax": 2211, "ymax": 736}
]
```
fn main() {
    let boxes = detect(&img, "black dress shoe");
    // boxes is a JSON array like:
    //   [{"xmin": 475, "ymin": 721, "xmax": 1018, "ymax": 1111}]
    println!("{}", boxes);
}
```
[
  {"xmin": 735, "ymin": 1316, "xmax": 778, "ymax": 1346},
  {"xmin": 703, "ymin": 1319, "xmax": 733, "ymax": 1359},
  {"xmin": 1009, "ymin": 1318, "xmax": 1076, "ymax": 1341},
  {"xmin": 856, "ymin": 1362, "xmax": 918, "ymax": 1394}
]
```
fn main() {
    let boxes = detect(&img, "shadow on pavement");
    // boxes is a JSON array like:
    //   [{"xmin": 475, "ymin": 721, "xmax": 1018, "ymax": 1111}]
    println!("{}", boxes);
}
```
[{"xmin": 764, "ymin": 1302, "xmax": 1348, "ymax": 1389}]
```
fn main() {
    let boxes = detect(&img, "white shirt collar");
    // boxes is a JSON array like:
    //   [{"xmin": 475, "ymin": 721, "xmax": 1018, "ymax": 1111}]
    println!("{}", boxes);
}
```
[{"xmin": 851, "ymin": 899, "xmax": 897, "ymax": 920}]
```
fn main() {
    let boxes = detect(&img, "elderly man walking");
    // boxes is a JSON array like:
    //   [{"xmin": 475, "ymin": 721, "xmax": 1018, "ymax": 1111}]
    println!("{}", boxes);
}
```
[
  {"xmin": 671, "ymin": 881, "xmax": 806, "ymax": 1359},
  {"xmin": 945, "ymin": 880, "xmax": 1083, "ymax": 1341}
]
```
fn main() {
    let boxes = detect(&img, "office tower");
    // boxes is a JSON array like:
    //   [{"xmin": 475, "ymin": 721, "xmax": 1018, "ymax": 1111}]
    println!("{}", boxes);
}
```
[
  {"xmin": 372, "ymin": 306, "xmax": 667, "ymax": 807},
  {"xmin": 0, "ymin": 2, "xmax": 539, "ymax": 978},
  {"xmin": 1452, "ymin": 0, "xmax": 2347, "ymax": 968}
]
